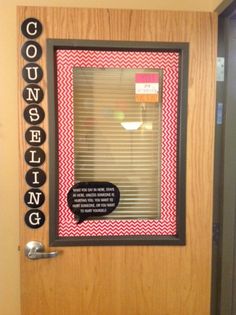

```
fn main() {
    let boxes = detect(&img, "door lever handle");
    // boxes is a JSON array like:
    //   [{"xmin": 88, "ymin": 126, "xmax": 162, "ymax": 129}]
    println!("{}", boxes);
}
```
[{"xmin": 25, "ymin": 241, "xmax": 58, "ymax": 260}]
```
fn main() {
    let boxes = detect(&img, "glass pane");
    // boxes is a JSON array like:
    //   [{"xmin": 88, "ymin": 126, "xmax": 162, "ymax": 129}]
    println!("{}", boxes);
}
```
[{"xmin": 73, "ymin": 68, "xmax": 162, "ymax": 220}]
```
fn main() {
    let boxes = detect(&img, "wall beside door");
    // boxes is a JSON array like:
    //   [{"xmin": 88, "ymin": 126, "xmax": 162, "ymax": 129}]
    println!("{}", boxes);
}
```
[{"xmin": 0, "ymin": 1, "xmax": 224, "ymax": 315}]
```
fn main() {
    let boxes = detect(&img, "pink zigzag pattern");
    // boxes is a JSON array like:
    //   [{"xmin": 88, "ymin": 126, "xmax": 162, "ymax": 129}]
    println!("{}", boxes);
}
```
[{"xmin": 56, "ymin": 50, "xmax": 179, "ymax": 237}]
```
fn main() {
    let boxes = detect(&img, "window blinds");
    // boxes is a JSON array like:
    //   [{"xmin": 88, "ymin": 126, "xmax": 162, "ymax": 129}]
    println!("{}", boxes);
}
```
[{"xmin": 73, "ymin": 68, "xmax": 162, "ymax": 220}]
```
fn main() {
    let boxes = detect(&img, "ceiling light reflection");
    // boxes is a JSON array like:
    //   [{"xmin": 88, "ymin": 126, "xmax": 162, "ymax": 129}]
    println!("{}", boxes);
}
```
[{"xmin": 121, "ymin": 122, "xmax": 143, "ymax": 131}]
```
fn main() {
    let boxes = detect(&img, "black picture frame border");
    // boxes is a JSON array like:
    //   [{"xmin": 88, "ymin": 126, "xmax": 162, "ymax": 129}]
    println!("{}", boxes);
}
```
[{"xmin": 47, "ymin": 39, "xmax": 188, "ymax": 246}]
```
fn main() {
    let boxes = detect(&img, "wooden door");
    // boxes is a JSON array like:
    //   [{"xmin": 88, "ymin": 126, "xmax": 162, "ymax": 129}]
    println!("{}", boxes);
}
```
[{"xmin": 18, "ymin": 6, "xmax": 217, "ymax": 315}]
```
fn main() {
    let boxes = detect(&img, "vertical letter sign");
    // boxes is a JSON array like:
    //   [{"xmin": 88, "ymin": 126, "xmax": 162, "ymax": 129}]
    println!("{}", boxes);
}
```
[{"xmin": 21, "ymin": 18, "xmax": 46, "ymax": 230}]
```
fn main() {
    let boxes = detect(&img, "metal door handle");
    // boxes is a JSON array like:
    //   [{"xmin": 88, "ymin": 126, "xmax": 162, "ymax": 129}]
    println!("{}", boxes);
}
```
[{"xmin": 25, "ymin": 241, "xmax": 58, "ymax": 260}]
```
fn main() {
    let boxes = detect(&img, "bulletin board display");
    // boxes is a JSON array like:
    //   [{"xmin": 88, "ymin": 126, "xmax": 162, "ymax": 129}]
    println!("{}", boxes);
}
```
[{"xmin": 48, "ymin": 40, "xmax": 188, "ymax": 245}]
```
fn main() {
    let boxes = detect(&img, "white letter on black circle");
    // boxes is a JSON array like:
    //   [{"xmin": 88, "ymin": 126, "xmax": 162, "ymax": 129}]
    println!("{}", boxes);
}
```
[
  {"xmin": 26, "ymin": 22, "xmax": 38, "ymax": 37},
  {"xmin": 26, "ymin": 44, "xmax": 38, "ymax": 60},
  {"xmin": 27, "ymin": 191, "xmax": 42, "ymax": 205},
  {"xmin": 25, "ymin": 66, "xmax": 39, "ymax": 81},
  {"xmin": 29, "ymin": 212, "xmax": 42, "ymax": 225},
  {"xmin": 28, "ymin": 107, "xmax": 40, "ymax": 122}
]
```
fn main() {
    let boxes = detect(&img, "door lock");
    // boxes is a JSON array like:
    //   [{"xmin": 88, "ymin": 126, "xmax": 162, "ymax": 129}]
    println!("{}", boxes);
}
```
[{"xmin": 24, "ymin": 241, "xmax": 58, "ymax": 260}]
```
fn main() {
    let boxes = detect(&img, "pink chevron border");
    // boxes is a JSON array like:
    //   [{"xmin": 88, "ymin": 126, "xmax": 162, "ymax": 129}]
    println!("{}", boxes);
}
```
[{"xmin": 56, "ymin": 49, "xmax": 179, "ymax": 237}]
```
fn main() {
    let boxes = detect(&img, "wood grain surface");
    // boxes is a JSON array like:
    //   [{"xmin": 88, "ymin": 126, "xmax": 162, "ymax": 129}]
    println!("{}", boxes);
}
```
[{"xmin": 17, "ymin": 6, "xmax": 217, "ymax": 315}]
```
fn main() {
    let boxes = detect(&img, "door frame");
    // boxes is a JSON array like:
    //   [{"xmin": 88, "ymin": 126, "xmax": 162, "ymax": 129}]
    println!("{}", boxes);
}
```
[{"xmin": 212, "ymin": 1, "xmax": 236, "ymax": 314}]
